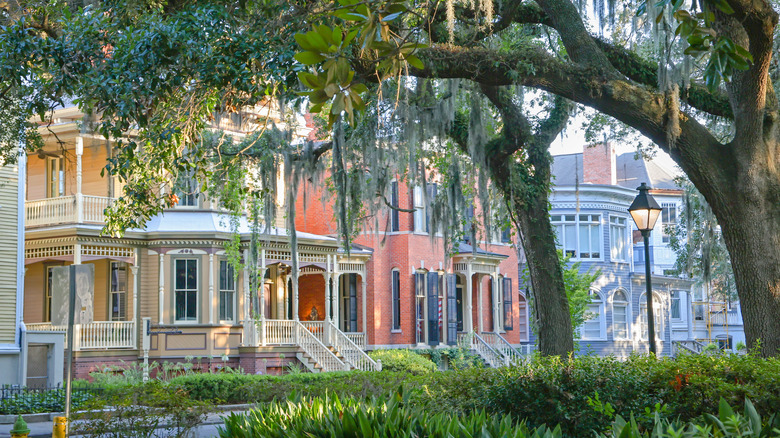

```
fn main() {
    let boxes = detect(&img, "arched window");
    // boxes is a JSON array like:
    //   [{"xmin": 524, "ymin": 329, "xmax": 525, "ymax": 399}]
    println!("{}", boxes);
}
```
[
  {"xmin": 582, "ymin": 289, "xmax": 605, "ymax": 340},
  {"xmin": 638, "ymin": 292, "xmax": 663, "ymax": 341},
  {"xmin": 612, "ymin": 289, "xmax": 630, "ymax": 340}
]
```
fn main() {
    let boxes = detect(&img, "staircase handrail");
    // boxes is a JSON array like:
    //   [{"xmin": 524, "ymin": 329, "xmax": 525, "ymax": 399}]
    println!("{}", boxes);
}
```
[
  {"xmin": 327, "ymin": 321, "xmax": 381, "ymax": 371},
  {"xmin": 482, "ymin": 331, "xmax": 523, "ymax": 364},
  {"xmin": 673, "ymin": 340, "xmax": 706, "ymax": 355},
  {"xmin": 295, "ymin": 321, "xmax": 349, "ymax": 372},
  {"xmin": 459, "ymin": 332, "xmax": 506, "ymax": 367}
]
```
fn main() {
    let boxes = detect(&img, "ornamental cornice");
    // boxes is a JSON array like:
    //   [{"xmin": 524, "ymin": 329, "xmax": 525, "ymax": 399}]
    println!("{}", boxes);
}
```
[{"xmin": 552, "ymin": 202, "xmax": 631, "ymax": 213}]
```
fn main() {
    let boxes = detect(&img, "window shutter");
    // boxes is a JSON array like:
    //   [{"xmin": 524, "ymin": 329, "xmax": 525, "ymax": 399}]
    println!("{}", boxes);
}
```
[
  {"xmin": 446, "ymin": 274, "xmax": 457, "ymax": 345},
  {"xmin": 503, "ymin": 277, "xmax": 513, "ymax": 330},
  {"xmin": 390, "ymin": 182, "xmax": 399, "ymax": 232},
  {"xmin": 427, "ymin": 271, "xmax": 440, "ymax": 346}
]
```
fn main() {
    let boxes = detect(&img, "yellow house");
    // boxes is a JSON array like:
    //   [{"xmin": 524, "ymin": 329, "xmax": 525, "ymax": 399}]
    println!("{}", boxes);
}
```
[{"xmin": 22, "ymin": 107, "xmax": 378, "ymax": 378}]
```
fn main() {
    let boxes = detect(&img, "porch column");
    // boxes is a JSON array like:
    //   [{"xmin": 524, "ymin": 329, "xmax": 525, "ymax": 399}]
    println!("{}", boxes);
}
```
[
  {"xmin": 292, "ymin": 253, "xmax": 299, "ymax": 321},
  {"xmin": 242, "ymin": 249, "xmax": 250, "ymax": 346},
  {"xmin": 333, "ymin": 273, "xmax": 341, "ymax": 330},
  {"xmin": 75, "ymin": 136, "xmax": 83, "ymax": 223},
  {"xmin": 131, "ymin": 265, "xmax": 139, "ymax": 325},
  {"xmin": 73, "ymin": 243, "xmax": 81, "ymax": 265},
  {"xmin": 259, "ymin": 248, "xmax": 266, "ymax": 346},
  {"xmin": 493, "ymin": 269, "xmax": 501, "ymax": 333},
  {"xmin": 158, "ymin": 253, "xmax": 165, "ymax": 324},
  {"xmin": 361, "ymin": 270, "xmax": 367, "ymax": 337},
  {"xmin": 465, "ymin": 263, "xmax": 473, "ymax": 333},
  {"xmin": 324, "ymin": 255, "xmax": 332, "ymax": 342},
  {"xmin": 208, "ymin": 253, "xmax": 214, "ymax": 324},
  {"xmin": 477, "ymin": 274, "xmax": 484, "ymax": 333}
]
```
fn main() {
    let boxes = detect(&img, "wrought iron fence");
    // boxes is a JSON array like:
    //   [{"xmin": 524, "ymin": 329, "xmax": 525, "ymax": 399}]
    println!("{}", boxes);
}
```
[{"xmin": 0, "ymin": 384, "xmax": 104, "ymax": 415}]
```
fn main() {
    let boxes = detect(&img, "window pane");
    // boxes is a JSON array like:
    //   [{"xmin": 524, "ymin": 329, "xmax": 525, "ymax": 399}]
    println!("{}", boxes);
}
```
[
  {"xmin": 565, "ymin": 225, "xmax": 576, "ymax": 257},
  {"xmin": 579, "ymin": 224, "xmax": 590, "ymax": 258},
  {"xmin": 186, "ymin": 259, "xmax": 197, "ymax": 289},
  {"xmin": 590, "ymin": 225, "xmax": 600, "ymax": 258},
  {"xmin": 176, "ymin": 260, "xmax": 186, "ymax": 290}
]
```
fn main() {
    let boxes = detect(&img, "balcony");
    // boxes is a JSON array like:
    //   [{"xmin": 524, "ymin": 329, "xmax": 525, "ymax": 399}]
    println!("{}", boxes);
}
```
[
  {"xmin": 25, "ymin": 195, "xmax": 115, "ymax": 227},
  {"xmin": 26, "ymin": 320, "xmax": 137, "ymax": 351}
]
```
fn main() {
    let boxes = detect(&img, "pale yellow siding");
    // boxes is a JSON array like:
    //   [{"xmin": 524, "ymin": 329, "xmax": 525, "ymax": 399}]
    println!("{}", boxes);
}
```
[{"xmin": 0, "ymin": 164, "xmax": 19, "ymax": 343}]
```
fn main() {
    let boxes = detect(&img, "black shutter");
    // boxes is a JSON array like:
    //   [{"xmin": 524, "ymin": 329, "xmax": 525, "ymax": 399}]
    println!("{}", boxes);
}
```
[
  {"xmin": 287, "ymin": 278, "xmax": 293, "ymax": 320},
  {"xmin": 503, "ymin": 277, "xmax": 513, "ymax": 330},
  {"xmin": 446, "ymin": 274, "xmax": 458, "ymax": 345},
  {"xmin": 392, "ymin": 270, "xmax": 400, "ymax": 329},
  {"xmin": 427, "ymin": 271, "xmax": 440, "ymax": 346},
  {"xmin": 425, "ymin": 183, "xmax": 437, "ymax": 233},
  {"xmin": 349, "ymin": 274, "xmax": 358, "ymax": 332},
  {"xmin": 391, "ymin": 182, "xmax": 399, "ymax": 232}
]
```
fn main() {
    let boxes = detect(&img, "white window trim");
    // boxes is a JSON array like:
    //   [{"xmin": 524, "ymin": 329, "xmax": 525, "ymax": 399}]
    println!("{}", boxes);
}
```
[
  {"xmin": 218, "ymin": 259, "xmax": 236, "ymax": 323},
  {"xmin": 610, "ymin": 288, "xmax": 631, "ymax": 341},
  {"xmin": 608, "ymin": 214, "xmax": 630, "ymax": 263},
  {"xmin": 661, "ymin": 202, "xmax": 678, "ymax": 243},
  {"xmin": 109, "ymin": 261, "xmax": 128, "ymax": 322},
  {"xmin": 580, "ymin": 289, "xmax": 607, "ymax": 341},
  {"xmin": 669, "ymin": 290, "xmax": 684, "ymax": 322},
  {"xmin": 173, "ymin": 257, "xmax": 199, "ymax": 324},
  {"xmin": 413, "ymin": 186, "xmax": 426, "ymax": 234},
  {"xmin": 551, "ymin": 212, "xmax": 604, "ymax": 262}
]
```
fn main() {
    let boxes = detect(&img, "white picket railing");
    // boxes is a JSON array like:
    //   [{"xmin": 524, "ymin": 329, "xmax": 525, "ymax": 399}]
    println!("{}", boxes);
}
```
[
  {"xmin": 25, "ymin": 196, "xmax": 76, "ymax": 227},
  {"xmin": 328, "ymin": 321, "xmax": 380, "ymax": 371},
  {"xmin": 481, "ymin": 332, "xmax": 523, "ymax": 364},
  {"xmin": 24, "ymin": 321, "xmax": 135, "ymax": 350},
  {"xmin": 82, "ymin": 195, "xmax": 114, "ymax": 222},
  {"xmin": 344, "ymin": 332, "xmax": 366, "ymax": 349},
  {"xmin": 25, "ymin": 195, "xmax": 115, "ymax": 227},
  {"xmin": 459, "ymin": 332, "xmax": 505, "ymax": 368},
  {"xmin": 265, "ymin": 319, "xmax": 296, "ymax": 345},
  {"xmin": 296, "ymin": 321, "xmax": 349, "ymax": 372},
  {"xmin": 300, "ymin": 321, "xmax": 326, "ymax": 343}
]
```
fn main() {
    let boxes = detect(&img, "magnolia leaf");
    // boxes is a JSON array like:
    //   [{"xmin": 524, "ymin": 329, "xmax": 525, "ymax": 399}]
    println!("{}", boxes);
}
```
[
  {"xmin": 294, "ymin": 51, "xmax": 326, "ymax": 65},
  {"xmin": 406, "ymin": 54, "xmax": 424, "ymax": 70}
]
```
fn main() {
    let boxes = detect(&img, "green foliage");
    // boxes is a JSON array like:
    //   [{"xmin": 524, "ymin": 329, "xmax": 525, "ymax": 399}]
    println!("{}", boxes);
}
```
[
  {"xmin": 559, "ymin": 251, "xmax": 601, "ymax": 334},
  {"xmin": 71, "ymin": 381, "xmax": 211, "ymax": 438},
  {"xmin": 368, "ymin": 349, "xmax": 437, "ymax": 374},
  {"xmin": 0, "ymin": 387, "xmax": 94, "ymax": 415},
  {"xmin": 218, "ymin": 390, "xmax": 558, "ymax": 438}
]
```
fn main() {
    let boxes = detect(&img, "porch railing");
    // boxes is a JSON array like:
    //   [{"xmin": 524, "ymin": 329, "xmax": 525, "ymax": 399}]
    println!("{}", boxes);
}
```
[
  {"xmin": 25, "ymin": 195, "xmax": 115, "ymax": 227},
  {"xmin": 672, "ymin": 340, "xmax": 706, "ymax": 356},
  {"xmin": 265, "ymin": 319, "xmax": 297, "ymax": 345},
  {"xmin": 24, "ymin": 321, "xmax": 136, "ymax": 351},
  {"xmin": 328, "ymin": 321, "xmax": 380, "ymax": 371},
  {"xmin": 480, "ymin": 332, "xmax": 523, "ymax": 364},
  {"xmin": 459, "ymin": 332, "xmax": 505, "ymax": 368},
  {"xmin": 300, "ymin": 321, "xmax": 325, "ymax": 343},
  {"xmin": 344, "ymin": 332, "xmax": 366, "ymax": 349},
  {"xmin": 296, "ymin": 321, "xmax": 349, "ymax": 372}
]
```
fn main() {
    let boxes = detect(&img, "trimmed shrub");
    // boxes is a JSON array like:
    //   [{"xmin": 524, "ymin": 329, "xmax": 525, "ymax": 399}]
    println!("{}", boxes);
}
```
[{"xmin": 368, "ymin": 349, "xmax": 437, "ymax": 374}]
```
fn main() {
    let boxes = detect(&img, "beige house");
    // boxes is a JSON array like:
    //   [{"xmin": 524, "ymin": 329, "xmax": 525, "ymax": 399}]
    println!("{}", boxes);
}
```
[{"xmin": 22, "ymin": 107, "xmax": 379, "ymax": 378}]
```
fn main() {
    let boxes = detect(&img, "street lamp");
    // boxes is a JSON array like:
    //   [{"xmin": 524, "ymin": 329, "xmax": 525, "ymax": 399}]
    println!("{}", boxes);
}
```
[{"xmin": 628, "ymin": 182, "xmax": 662, "ymax": 355}]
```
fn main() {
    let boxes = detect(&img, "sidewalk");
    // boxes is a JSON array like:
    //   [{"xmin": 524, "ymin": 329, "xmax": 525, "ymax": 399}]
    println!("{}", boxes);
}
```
[{"xmin": 0, "ymin": 411, "xmax": 239, "ymax": 437}]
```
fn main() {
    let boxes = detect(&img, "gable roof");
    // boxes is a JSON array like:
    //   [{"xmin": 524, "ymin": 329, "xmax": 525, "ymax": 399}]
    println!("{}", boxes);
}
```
[{"xmin": 551, "ymin": 150, "xmax": 682, "ymax": 190}]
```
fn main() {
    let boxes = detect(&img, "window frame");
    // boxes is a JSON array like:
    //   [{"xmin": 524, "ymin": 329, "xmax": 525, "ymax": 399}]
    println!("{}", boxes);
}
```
[
  {"xmin": 611, "ymin": 289, "xmax": 630, "ymax": 340},
  {"xmin": 391, "ymin": 269, "xmax": 401, "ymax": 331},
  {"xmin": 670, "ymin": 290, "xmax": 682, "ymax": 321},
  {"xmin": 389, "ymin": 181, "xmax": 400, "ymax": 232},
  {"xmin": 174, "ymin": 171, "xmax": 201, "ymax": 209},
  {"xmin": 608, "ymin": 215, "xmax": 629, "ymax": 262},
  {"xmin": 661, "ymin": 203, "xmax": 678, "ymax": 244},
  {"xmin": 173, "ymin": 258, "xmax": 199, "ymax": 323},
  {"xmin": 218, "ymin": 259, "xmax": 236, "ymax": 323},
  {"xmin": 46, "ymin": 156, "xmax": 65, "ymax": 198},
  {"xmin": 109, "ymin": 261, "xmax": 128, "ymax": 321},
  {"xmin": 551, "ymin": 213, "xmax": 604, "ymax": 261},
  {"xmin": 580, "ymin": 289, "xmax": 607, "ymax": 340}
]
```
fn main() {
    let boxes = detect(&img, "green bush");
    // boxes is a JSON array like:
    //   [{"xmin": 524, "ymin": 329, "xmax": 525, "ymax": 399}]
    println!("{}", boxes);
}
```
[
  {"xmin": 368, "ymin": 349, "xmax": 437, "ymax": 374},
  {"xmin": 0, "ymin": 386, "xmax": 96, "ymax": 415}
]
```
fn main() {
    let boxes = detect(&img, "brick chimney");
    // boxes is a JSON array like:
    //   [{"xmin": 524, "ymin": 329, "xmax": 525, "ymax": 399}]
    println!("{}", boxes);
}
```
[{"xmin": 582, "ymin": 142, "xmax": 616, "ymax": 185}]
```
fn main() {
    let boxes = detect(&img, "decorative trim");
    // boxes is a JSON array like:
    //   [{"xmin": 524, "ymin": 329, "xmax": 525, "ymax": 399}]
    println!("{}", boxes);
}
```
[{"xmin": 168, "ymin": 248, "xmax": 208, "ymax": 255}]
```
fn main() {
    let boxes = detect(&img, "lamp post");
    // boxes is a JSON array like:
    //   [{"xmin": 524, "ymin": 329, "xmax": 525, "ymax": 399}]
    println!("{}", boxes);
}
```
[{"xmin": 628, "ymin": 183, "xmax": 662, "ymax": 355}]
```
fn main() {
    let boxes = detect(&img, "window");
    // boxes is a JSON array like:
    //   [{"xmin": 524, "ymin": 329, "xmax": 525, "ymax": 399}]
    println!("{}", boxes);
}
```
[
  {"xmin": 175, "ymin": 172, "xmax": 199, "ymax": 207},
  {"xmin": 340, "ymin": 274, "xmax": 358, "ymax": 332},
  {"xmin": 391, "ymin": 269, "xmax": 401, "ymax": 330},
  {"xmin": 612, "ymin": 289, "xmax": 629, "ymax": 340},
  {"xmin": 670, "ymin": 291, "xmax": 681, "ymax": 320},
  {"xmin": 551, "ymin": 214, "xmax": 602, "ymax": 259},
  {"xmin": 415, "ymin": 272, "xmax": 425, "ymax": 343},
  {"xmin": 46, "ymin": 157, "xmax": 65, "ymax": 198},
  {"xmin": 174, "ymin": 259, "xmax": 198, "ymax": 322},
  {"xmin": 412, "ymin": 183, "xmax": 437, "ymax": 233},
  {"xmin": 639, "ymin": 293, "xmax": 663, "ymax": 340},
  {"xmin": 661, "ymin": 203, "xmax": 677, "ymax": 243},
  {"xmin": 110, "ymin": 262, "xmax": 128, "ymax": 321},
  {"xmin": 456, "ymin": 275, "xmax": 464, "ymax": 332},
  {"xmin": 390, "ymin": 181, "xmax": 400, "ymax": 232},
  {"xmin": 502, "ymin": 277, "xmax": 513, "ymax": 330},
  {"xmin": 609, "ymin": 216, "xmax": 628, "ymax": 261},
  {"xmin": 581, "ymin": 290, "xmax": 605, "ymax": 339},
  {"xmin": 44, "ymin": 265, "xmax": 58, "ymax": 322},
  {"xmin": 219, "ymin": 260, "xmax": 235, "ymax": 322}
]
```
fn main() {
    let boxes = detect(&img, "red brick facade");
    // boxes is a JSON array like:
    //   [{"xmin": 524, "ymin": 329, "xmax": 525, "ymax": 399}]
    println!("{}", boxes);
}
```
[
  {"xmin": 295, "ymin": 179, "xmax": 525, "ymax": 348},
  {"xmin": 583, "ymin": 142, "xmax": 616, "ymax": 185}
]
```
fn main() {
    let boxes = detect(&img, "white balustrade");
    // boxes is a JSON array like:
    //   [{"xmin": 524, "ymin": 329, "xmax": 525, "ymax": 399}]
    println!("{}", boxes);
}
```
[
  {"xmin": 459, "ymin": 332, "xmax": 505, "ymax": 368},
  {"xmin": 300, "ymin": 321, "xmax": 325, "ymax": 343},
  {"xmin": 25, "ymin": 321, "xmax": 135, "ymax": 350},
  {"xmin": 328, "ymin": 322, "xmax": 380, "ymax": 371},
  {"xmin": 296, "ymin": 321, "xmax": 349, "ymax": 372},
  {"xmin": 25, "ymin": 195, "xmax": 115, "ymax": 227},
  {"xmin": 264, "ymin": 319, "xmax": 296, "ymax": 345},
  {"xmin": 344, "ymin": 332, "xmax": 366, "ymax": 350},
  {"xmin": 481, "ymin": 332, "xmax": 523, "ymax": 364},
  {"xmin": 25, "ymin": 323, "xmax": 67, "ymax": 332}
]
